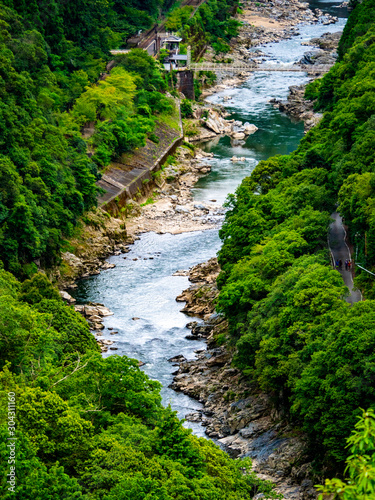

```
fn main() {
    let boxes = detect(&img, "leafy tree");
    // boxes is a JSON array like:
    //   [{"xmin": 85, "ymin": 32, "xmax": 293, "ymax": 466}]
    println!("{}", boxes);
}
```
[
  {"xmin": 18, "ymin": 273, "xmax": 60, "ymax": 304},
  {"xmin": 317, "ymin": 409, "xmax": 375, "ymax": 499},
  {"xmin": 166, "ymin": 6, "xmax": 194, "ymax": 31},
  {"xmin": 0, "ymin": 425, "xmax": 85, "ymax": 500},
  {"xmin": 72, "ymin": 68, "xmax": 136, "ymax": 124},
  {"xmin": 181, "ymin": 99, "xmax": 193, "ymax": 118},
  {"xmin": 215, "ymin": 0, "xmax": 375, "ymax": 470},
  {"xmin": 35, "ymin": 299, "xmax": 99, "ymax": 355},
  {"xmin": 114, "ymin": 48, "xmax": 167, "ymax": 91}
]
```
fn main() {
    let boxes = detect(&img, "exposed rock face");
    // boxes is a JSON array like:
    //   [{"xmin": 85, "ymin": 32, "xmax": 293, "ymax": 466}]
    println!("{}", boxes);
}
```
[
  {"xmin": 171, "ymin": 338, "xmax": 317, "ymax": 499},
  {"xmin": 306, "ymin": 31, "xmax": 342, "ymax": 51},
  {"xmin": 270, "ymin": 84, "xmax": 323, "ymax": 132},
  {"xmin": 176, "ymin": 335, "xmax": 319, "ymax": 497},
  {"xmin": 171, "ymin": 260, "xmax": 318, "ymax": 499},
  {"xmin": 74, "ymin": 302, "xmax": 114, "ymax": 352},
  {"xmin": 176, "ymin": 258, "xmax": 219, "ymax": 320},
  {"xmin": 188, "ymin": 107, "xmax": 258, "ymax": 143},
  {"xmin": 270, "ymin": 31, "xmax": 342, "ymax": 132},
  {"xmin": 59, "ymin": 290, "xmax": 76, "ymax": 304},
  {"xmin": 52, "ymin": 209, "xmax": 129, "ymax": 289},
  {"xmin": 125, "ymin": 145, "xmax": 225, "ymax": 236}
]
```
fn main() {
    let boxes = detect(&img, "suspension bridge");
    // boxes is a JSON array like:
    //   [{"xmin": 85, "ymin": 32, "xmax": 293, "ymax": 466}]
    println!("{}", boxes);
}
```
[{"xmin": 187, "ymin": 61, "xmax": 332, "ymax": 74}]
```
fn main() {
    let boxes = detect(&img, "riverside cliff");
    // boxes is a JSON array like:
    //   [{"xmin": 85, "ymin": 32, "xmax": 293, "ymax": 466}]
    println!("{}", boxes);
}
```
[{"xmin": 171, "ymin": 263, "xmax": 318, "ymax": 500}]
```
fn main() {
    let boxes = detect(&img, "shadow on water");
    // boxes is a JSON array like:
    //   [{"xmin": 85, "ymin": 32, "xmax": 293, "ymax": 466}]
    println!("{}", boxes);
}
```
[{"xmin": 309, "ymin": 0, "xmax": 349, "ymax": 18}]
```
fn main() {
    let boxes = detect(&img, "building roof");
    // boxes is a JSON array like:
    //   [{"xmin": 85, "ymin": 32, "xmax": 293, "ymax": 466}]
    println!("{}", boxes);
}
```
[
  {"xmin": 162, "ymin": 35, "xmax": 183, "ymax": 43},
  {"xmin": 169, "ymin": 54, "xmax": 188, "ymax": 61}
]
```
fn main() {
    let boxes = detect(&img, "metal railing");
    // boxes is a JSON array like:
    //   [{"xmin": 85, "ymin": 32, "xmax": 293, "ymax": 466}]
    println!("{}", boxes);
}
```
[{"xmin": 187, "ymin": 62, "xmax": 333, "ymax": 73}]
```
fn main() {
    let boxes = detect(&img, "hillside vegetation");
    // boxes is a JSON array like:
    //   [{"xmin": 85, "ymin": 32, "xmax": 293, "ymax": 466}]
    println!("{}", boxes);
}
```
[
  {"xmin": 0, "ymin": 1, "xmax": 283, "ymax": 499},
  {"xmin": 216, "ymin": 0, "xmax": 375, "ymax": 474},
  {"xmin": 0, "ymin": 0, "xmax": 240, "ymax": 278},
  {"xmin": 0, "ymin": 0, "xmax": 181, "ymax": 277},
  {"xmin": 0, "ymin": 268, "xmax": 280, "ymax": 498}
]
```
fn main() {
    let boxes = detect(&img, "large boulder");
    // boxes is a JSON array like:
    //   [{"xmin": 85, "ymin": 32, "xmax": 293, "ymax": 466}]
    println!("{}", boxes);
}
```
[
  {"xmin": 243, "ymin": 123, "xmax": 258, "ymax": 135},
  {"xmin": 59, "ymin": 290, "xmax": 76, "ymax": 304},
  {"xmin": 232, "ymin": 132, "xmax": 246, "ymax": 140}
]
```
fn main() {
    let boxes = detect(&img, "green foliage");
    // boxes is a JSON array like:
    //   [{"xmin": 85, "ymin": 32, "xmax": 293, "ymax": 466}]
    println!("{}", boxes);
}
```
[
  {"xmin": 212, "ymin": 38, "xmax": 231, "ymax": 54},
  {"xmin": 0, "ymin": 6, "xmax": 105, "ymax": 275},
  {"xmin": 181, "ymin": 99, "xmax": 193, "ymax": 118},
  {"xmin": 166, "ymin": 6, "xmax": 194, "ymax": 31},
  {"xmin": 114, "ymin": 49, "xmax": 167, "ymax": 92},
  {"xmin": 72, "ymin": 68, "xmax": 137, "ymax": 124},
  {"xmin": 16, "ymin": 386, "xmax": 94, "ymax": 467},
  {"xmin": 0, "ymin": 269, "xmax": 98, "ymax": 378},
  {"xmin": 137, "ymin": 90, "xmax": 174, "ymax": 116},
  {"xmin": 18, "ymin": 273, "xmax": 61, "ymax": 305},
  {"xmin": 35, "ymin": 299, "xmax": 99, "ymax": 355},
  {"xmin": 337, "ymin": 0, "xmax": 375, "ymax": 59},
  {"xmin": 216, "ymin": 0, "xmax": 375, "ymax": 473},
  {"xmin": 0, "ymin": 425, "xmax": 84, "ymax": 500},
  {"xmin": 305, "ymin": 18, "xmax": 375, "ymax": 293},
  {"xmin": 92, "ymin": 116, "xmax": 155, "ymax": 167},
  {"xmin": 0, "ymin": 274, "xmax": 280, "ymax": 499},
  {"xmin": 317, "ymin": 409, "xmax": 375, "ymax": 499},
  {"xmin": 171, "ymin": 0, "xmax": 240, "ymax": 61}
]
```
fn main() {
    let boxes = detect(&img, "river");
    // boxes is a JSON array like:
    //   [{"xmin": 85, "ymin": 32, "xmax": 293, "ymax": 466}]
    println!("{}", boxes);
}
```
[{"xmin": 72, "ymin": 1, "xmax": 347, "ymax": 438}]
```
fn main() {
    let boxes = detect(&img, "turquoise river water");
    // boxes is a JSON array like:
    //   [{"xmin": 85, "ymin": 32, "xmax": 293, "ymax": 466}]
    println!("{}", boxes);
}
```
[{"xmin": 72, "ymin": 1, "xmax": 347, "ymax": 438}]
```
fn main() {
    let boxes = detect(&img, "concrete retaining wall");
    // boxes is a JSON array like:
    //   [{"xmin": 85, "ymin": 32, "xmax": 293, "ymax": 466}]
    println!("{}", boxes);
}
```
[{"xmin": 97, "ymin": 103, "xmax": 183, "ymax": 215}]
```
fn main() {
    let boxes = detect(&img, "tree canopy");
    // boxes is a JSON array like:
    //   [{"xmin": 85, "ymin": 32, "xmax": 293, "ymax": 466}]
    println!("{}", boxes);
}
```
[{"xmin": 216, "ymin": 0, "xmax": 375, "ymax": 473}]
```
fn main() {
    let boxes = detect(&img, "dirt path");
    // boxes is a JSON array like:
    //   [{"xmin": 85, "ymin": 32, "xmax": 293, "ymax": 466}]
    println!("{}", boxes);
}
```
[{"xmin": 328, "ymin": 212, "xmax": 362, "ymax": 304}]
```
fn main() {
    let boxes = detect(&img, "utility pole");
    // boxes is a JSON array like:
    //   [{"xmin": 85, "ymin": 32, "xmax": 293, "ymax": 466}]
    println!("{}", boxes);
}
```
[{"xmin": 187, "ymin": 46, "xmax": 191, "ymax": 69}]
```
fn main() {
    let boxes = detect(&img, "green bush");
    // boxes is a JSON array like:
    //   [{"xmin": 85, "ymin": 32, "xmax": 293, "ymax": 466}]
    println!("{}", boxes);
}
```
[{"xmin": 181, "ymin": 99, "xmax": 193, "ymax": 118}]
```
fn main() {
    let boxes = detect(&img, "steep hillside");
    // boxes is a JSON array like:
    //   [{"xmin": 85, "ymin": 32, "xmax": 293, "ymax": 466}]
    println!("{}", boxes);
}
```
[
  {"xmin": 216, "ymin": 0, "xmax": 375, "ymax": 473},
  {"xmin": 0, "ymin": 1, "xmax": 282, "ymax": 499}
]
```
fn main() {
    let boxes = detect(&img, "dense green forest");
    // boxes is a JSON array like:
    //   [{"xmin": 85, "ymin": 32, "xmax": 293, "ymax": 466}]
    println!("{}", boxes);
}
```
[
  {"xmin": 165, "ymin": 0, "xmax": 240, "ymax": 57},
  {"xmin": 0, "ymin": 0, "xmax": 239, "ymax": 277},
  {"xmin": 0, "ymin": 269, "xmax": 279, "ymax": 499},
  {"xmin": 0, "ymin": 0, "xmax": 281, "ymax": 499},
  {"xmin": 1, "ymin": 0, "xmax": 374, "ymax": 495},
  {"xmin": 0, "ymin": 0, "xmax": 171, "ymax": 276},
  {"xmin": 216, "ymin": 0, "xmax": 375, "ymax": 476}
]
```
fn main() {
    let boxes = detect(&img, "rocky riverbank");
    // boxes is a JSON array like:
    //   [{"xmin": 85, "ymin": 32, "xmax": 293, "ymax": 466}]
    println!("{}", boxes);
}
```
[
  {"xmin": 52, "ymin": 209, "xmax": 130, "ymax": 289},
  {"xmin": 195, "ymin": 0, "xmax": 342, "ymax": 138},
  {"xmin": 200, "ymin": 0, "xmax": 338, "ymax": 97},
  {"xmin": 185, "ymin": 106, "xmax": 259, "ymax": 144},
  {"xmin": 55, "ymin": 3, "xmax": 342, "ymax": 494},
  {"xmin": 124, "ymin": 145, "xmax": 224, "ymax": 236},
  {"xmin": 54, "ymin": 141, "xmax": 225, "ymax": 291},
  {"xmin": 56, "ymin": 142, "xmax": 226, "ymax": 351},
  {"xmin": 270, "ymin": 31, "xmax": 342, "ymax": 130},
  {"xmin": 170, "ymin": 261, "xmax": 319, "ymax": 500},
  {"xmin": 55, "ymin": 0, "xmax": 341, "ymax": 291}
]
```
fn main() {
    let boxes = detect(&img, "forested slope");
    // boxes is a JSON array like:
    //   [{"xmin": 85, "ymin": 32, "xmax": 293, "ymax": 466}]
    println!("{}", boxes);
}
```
[
  {"xmin": 0, "ymin": 1, "xmax": 280, "ymax": 499},
  {"xmin": 0, "ymin": 0, "xmax": 239, "ymax": 277},
  {"xmin": 216, "ymin": 0, "xmax": 375, "ymax": 474},
  {"xmin": 0, "ymin": 269, "xmax": 280, "ymax": 499}
]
